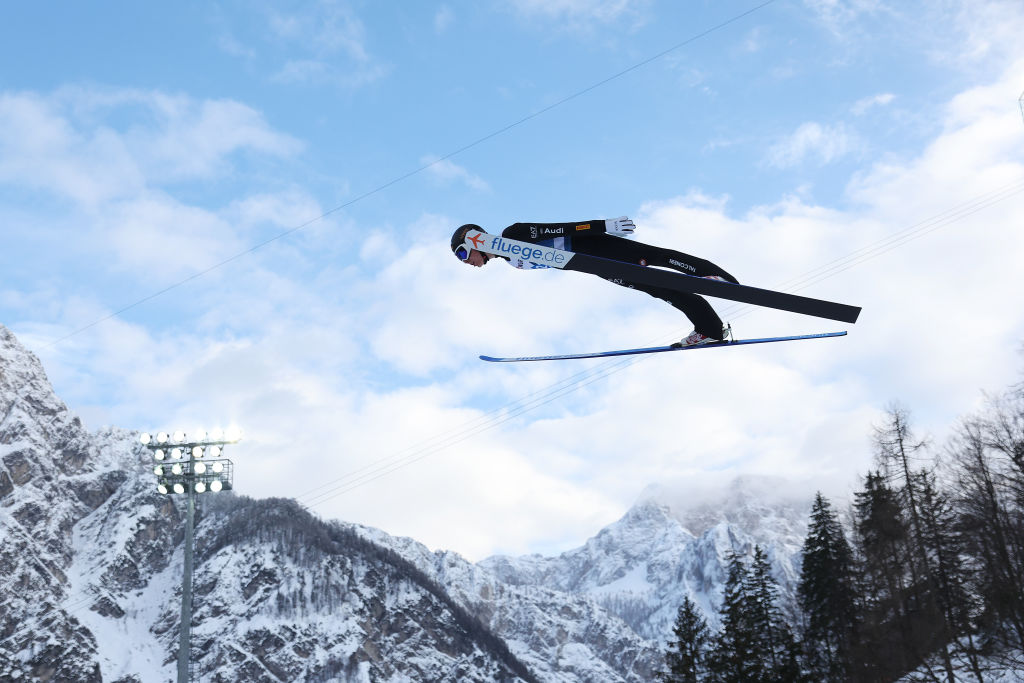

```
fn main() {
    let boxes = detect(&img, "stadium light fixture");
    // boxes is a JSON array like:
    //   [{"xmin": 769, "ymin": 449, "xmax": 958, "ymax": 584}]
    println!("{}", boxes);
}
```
[{"xmin": 137, "ymin": 428, "xmax": 240, "ymax": 683}]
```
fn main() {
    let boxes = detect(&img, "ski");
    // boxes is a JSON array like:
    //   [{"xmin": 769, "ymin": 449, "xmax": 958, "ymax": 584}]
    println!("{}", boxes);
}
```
[
  {"xmin": 480, "ymin": 331, "xmax": 847, "ymax": 362},
  {"xmin": 464, "ymin": 230, "xmax": 862, "ymax": 324}
]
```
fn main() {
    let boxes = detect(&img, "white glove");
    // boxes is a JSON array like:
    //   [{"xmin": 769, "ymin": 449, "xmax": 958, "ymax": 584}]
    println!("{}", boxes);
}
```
[{"xmin": 606, "ymin": 216, "xmax": 635, "ymax": 237}]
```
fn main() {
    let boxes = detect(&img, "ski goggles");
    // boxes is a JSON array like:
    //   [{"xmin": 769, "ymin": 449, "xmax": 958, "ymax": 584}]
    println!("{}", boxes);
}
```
[{"xmin": 454, "ymin": 244, "xmax": 472, "ymax": 261}]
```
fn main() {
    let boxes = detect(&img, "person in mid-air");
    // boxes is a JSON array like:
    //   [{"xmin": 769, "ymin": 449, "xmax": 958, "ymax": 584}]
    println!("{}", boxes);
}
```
[{"xmin": 450, "ymin": 217, "xmax": 738, "ymax": 346}]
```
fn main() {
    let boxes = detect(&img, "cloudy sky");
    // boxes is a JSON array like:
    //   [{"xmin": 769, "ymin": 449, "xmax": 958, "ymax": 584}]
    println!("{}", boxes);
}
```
[{"xmin": 2, "ymin": 0, "xmax": 1023, "ymax": 560}]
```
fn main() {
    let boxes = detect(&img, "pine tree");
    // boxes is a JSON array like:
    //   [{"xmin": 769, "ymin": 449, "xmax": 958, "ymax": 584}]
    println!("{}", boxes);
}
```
[
  {"xmin": 746, "ymin": 546, "xmax": 802, "ymax": 683},
  {"xmin": 660, "ymin": 596, "xmax": 710, "ymax": 683},
  {"xmin": 707, "ymin": 552, "xmax": 755, "ymax": 683},
  {"xmin": 798, "ymin": 492, "xmax": 857, "ymax": 682},
  {"xmin": 707, "ymin": 549, "xmax": 803, "ymax": 683},
  {"xmin": 852, "ymin": 470, "xmax": 915, "ymax": 680}
]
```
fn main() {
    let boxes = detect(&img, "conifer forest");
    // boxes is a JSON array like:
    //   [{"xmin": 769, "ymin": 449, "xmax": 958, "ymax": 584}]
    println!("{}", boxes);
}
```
[{"xmin": 660, "ymin": 378, "xmax": 1024, "ymax": 683}]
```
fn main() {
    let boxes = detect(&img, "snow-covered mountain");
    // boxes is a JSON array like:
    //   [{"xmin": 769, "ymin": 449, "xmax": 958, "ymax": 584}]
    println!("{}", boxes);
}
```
[
  {"xmin": 0, "ymin": 323, "xmax": 811, "ymax": 682},
  {"xmin": 480, "ymin": 478, "xmax": 809, "ymax": 639},
  {"xmin": 354, "ymin": 480, "xmax": 810, "ymax": 681}
]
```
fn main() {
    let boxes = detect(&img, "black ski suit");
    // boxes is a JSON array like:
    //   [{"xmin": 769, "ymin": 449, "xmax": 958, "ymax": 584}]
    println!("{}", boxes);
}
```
[{"xmin": 501, "ymin": 220, "xmax": 738, "ymax": 339}]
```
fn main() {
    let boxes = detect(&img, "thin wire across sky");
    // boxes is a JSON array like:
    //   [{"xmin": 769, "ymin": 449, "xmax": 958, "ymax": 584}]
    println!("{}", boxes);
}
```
[
  {"xmin": 297, "ymin": 179, "xmax": 1024, "ymax": 510},
  {"xmin": 43, "ymin": 0, "xmax": 779, "ymax": 350}
]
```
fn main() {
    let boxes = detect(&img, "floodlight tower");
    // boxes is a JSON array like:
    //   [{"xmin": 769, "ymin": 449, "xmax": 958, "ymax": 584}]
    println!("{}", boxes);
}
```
[{"xmin": 139, "ymin": 427, "xmax": 240, "ymax": 683}]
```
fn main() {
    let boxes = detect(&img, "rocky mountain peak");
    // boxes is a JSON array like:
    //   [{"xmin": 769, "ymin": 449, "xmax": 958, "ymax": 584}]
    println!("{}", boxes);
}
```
[
  {"xmin": 0, "ymin": 324, "xmax": 52, "ymax": 392},
  {"xmin": 639, "ymin": 473, "xmax": 812, "ymax": 541},
  {"xmin": 0, "ymin": 322, "xmax": 809, "ymax": 681}
]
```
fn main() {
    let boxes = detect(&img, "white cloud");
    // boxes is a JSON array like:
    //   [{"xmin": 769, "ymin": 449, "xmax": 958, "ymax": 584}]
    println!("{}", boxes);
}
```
[
  {"xmin": 851, "ymin": 92, "xmax": 895, "ymax": 115},
  {"xmin": 47, "ymin": 57, "xmax": 1022, "ymax": 557},
  {"xmin": 140, "ymin": 95, "xmax": 303, "ymax": 179},
  {"xmin": 270, "ymin": 59, "xmax": 389, "ymax": 88},
  {"xmin": 766, "ymin": 121, "xmax": 855, "ymax": 168},
  {"xmin": 743, "ymin": 27, "xmax": 765, "ymax": 53},
  {"xmin": 420, "ymin": 156, "xmax": 491, "ymax": 192},
  {"xmin": 927, "ymin": 0, "xmax": 1024, "ymax": 69},
  {"xmin": 0, "ymin": 91, "xmax": 143, "ymax": 205},
  {"xmin": 803, "ymin": 0, "xmax": 891, "ymax": 37},
  {"xmin": 217, "ymin": 33, "xmax": 256, "ymax": 60},
  {"xmin": 7, "ymin": 13, "xmax": 1024, "ymax": 563},
  {"xmin": 0, "ymin": 85, "xmax": 309, "ymax": 308},
  {"xmin": 227, "ymin": 189, "xmax": 326, "ymax": 239},
  {"xmin": 805, "ymin": 0, "xmax": 1024, "ymax": 75},
  {"xmin": 506, "ymin": 0, "xmax": 648, "ymax": 29},
  {"xmin": 0, "ymin": 88, "xmax": 301, "ymax": 205},
  {"xmin": 21, "ymin": 60, "xmax": 1024, "ymax": 556},
  {"xmin": 97, "ymin": 193, "xmax": 240, "ymax": 279},
  {"xmin": 664, "ymin": 54, "xmax": 710, "ymax": 89},
  {"xmin": 434, "ymin": 5, "xmax": 455, "ymax": 33},
  {"xmin": 215, "ymin": 2, "xmax": 388, "ymax": 87},
  {"xmin": 264, "ymin": 2, "xmax": 389, "ymax": 88},
  {"xmin": 269, "ymin": 1, "xmax": 370, "ymax": 62}
]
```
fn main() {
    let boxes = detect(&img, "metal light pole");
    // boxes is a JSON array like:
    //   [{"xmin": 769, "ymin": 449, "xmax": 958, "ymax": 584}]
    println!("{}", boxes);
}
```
[
  {"xmin": 179, "ymin": 480, "xmax": 195, "ymax": 682},
  {"xmin": 140, "ymin": 428, "xmax": 239, "ymax": 683}
]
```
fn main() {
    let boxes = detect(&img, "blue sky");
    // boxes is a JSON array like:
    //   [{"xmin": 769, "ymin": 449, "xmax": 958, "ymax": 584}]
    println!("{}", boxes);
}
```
[{"xmin": 2, "ymin": 0, "xmax": 1024, "ymax": 560}]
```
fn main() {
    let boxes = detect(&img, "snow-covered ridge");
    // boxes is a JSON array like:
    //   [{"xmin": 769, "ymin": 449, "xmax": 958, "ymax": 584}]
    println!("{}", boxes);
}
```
[
  {"xmin": 1, "ymin": 322, "xmax": 812, "ymax": 681},
  {"xmin": 477, "ymin": 484, "xmax": 810, "ymax": 639}
]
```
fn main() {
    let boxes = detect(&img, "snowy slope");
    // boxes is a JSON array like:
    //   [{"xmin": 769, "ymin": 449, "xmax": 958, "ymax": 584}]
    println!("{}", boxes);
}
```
[
  {"xmin": 0, "ymin": 325, "xmax": 536, "ymax": 682},
  {"xmin": 0, "ymin": 321, "xmax": 811, "ymax": 682},
  {"xmin": 1, "ymin": 321, "xmax": 934, "ymax": 682},
  {"xmin": 0, "ymin": 324, "xmax": 134, "ymax": 682},
  {"xmin": 479, "ymin": 479, "xmax": 810, "ymax": 639},
  {"xmin": 350, "ymin": 477, "xmax": 813, "ymax": 680},
  {"xmin": 352, "ymin": 524, "xmax": 664, "ymax": 682}
]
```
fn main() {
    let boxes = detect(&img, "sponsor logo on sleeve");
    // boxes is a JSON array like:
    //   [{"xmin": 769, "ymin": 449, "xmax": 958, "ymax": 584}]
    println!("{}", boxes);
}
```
[
  {"xmin": 486, "ymin": 236, "xmax": 568, "ymax": 268},
  {"xmin": 575, "ymin": 223, "xmax": 591, "ymax": 231},
  {"xmin": 668, "ymin": 258, "xmax": 697, "ymax": 273}
]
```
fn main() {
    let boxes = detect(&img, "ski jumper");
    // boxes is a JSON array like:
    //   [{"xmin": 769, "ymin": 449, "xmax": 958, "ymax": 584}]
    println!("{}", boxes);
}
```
[{"xmin": 501, "ymin": 220, "xmax": 738, "ymax": 339}]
